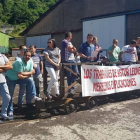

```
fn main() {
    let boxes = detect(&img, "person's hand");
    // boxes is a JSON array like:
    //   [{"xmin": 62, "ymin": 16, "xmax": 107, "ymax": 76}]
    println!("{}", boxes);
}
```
[
  {"xmin": 87, "ymin": 57, "xmax": 92, "ymax": 61},
  {"xmin": 55, "ymin": 64, "xmax": 60, "ymax": 69},
  {"xmin": 33, "ymin": 63, "xmax": 37, "ymax": 68},
  {"xmin": 113, "ymin": 44, "xmax": 117, "ymax": 48},
  {"xmin": 95, "ymin": 47, "xmax": 101, "ymax": 52},
  {"xmin": 31, "ymin": 69, "xmax": 35, "ymax": 74},
  {"xmin": 73, "ymin": 47, "xmax": 77, "ymax": 52}
]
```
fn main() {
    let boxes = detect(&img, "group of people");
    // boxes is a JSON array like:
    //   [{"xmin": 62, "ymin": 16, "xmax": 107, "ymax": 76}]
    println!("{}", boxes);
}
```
[
  {"xmin": 0, "ymin": 31, "xmax": 140, "ymax": 122},
  {"xmin": 0, "ymin": 45, "xmax": 43, "ymax": 122},
  {"xmin": 108, "ymin": 37, "xmax": 140, "ymax": 63}
]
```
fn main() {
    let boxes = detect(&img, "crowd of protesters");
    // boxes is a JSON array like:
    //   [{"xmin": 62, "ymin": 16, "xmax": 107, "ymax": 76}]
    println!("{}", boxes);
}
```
[{"xmin": 0, "ymin": 31, "xmax": 140, "ymax": 122}]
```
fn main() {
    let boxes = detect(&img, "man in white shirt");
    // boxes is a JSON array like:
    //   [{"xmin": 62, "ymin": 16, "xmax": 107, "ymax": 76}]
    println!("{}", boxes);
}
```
[{"xmin": 120, "ymin": 40, "xmax": 138, "ymax": 62}]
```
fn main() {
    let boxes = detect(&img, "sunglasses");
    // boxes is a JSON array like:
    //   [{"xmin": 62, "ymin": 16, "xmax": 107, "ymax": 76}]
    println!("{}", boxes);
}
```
[
  {"xmin": 22, "ymin": 49, "xmax": 27, "ymax": 51},
  {"xmin": 48, "ymin": 41, "xmax": 52, "ymax": 44}
]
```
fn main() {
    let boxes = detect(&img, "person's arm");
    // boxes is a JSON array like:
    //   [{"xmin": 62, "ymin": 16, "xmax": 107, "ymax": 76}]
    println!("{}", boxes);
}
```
[
  {"xmin": 135, "ymin": 54, "xmax": 138, "ymax": 61},
  {"xmin": 39, "ymin": 56, "xmax": 43, "ymax": 74},
  {"xmin": 17, "ymin": 74, "xmax": 31, "ymax": 79},
  {"xmin": 58, "ymin": 53, "xmax": 61, "ymax": 64},
  {"xmin": 108, "ymin": 46, "xmax": 115, "ymax": 56},
  {"xmin": 79, "ymin": 53, "xmax": 92, "ymax": 61},
  {"xmin": 95, "ymin": 46, "xmax": 102, "ymax": 52},
  {"xmin": 19, "ymin": 69, "xmax": 35, "ymax": 76},
  {"xmin": 67, "ymin": 46, "xmax": 77, "ymax": 53},
  {"xmin": 0, "ymin": 69, "xmax": 4, "ymax": 73},
  {"xmin": 79, "ymin": 44, "xmax": 91, "ymax": 61},
  {"xmin": 0, "ymin": 62, "xmax": 13, "ymax": 70},
  {"xmin": 40, "ymin": 61, "xmax": 43, "ymax": 74},
  {"xmin": 45, "ymin": 54, "xmax": 59, "ymax": 67}
]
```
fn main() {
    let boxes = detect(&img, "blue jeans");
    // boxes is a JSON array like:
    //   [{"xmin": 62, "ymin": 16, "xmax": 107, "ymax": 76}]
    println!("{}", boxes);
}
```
[
  {"xmin": 0, "ymin": 82, "xmax": 11, "ymax": 117},
  {"xmin": 18, "ymin": 84, "xmax": 26, "ymax": 106},
  {"xmin": 65, "ymin": 60, "xmax": 79, "ymax": 91},
  {"xmin": 6, "ymin": 77, "xmax": 36, "ymax": 114}
]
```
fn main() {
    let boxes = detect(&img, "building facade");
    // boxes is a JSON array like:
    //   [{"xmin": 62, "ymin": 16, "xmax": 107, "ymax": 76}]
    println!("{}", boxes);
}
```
[{"xmin": 21, "ymin": 0, "xmax": 140, "ymax": 51}]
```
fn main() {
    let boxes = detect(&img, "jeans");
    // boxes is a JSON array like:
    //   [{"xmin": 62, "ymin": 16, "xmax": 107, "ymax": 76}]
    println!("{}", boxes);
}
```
[
  {"xmin": 46, "ymin": 67, "xmax": 60, "ymax": 95},
  {"xmin": 18, "ymin": 84, "xmax": 26, "ymax": 107},
  {"xmin": 65, "ymin": 60, "xmax": 79, "ymax": 91},
  {"xmin": 6, "ymin": 77, "xmax": 36, "ymax": 114},
  {"xmin": 33, "ymin": 74, "xmax": 42, "ymax": 96},
  {"xmin": 0, "ymin": 82, "xmax": 11, "ymax": 117}
]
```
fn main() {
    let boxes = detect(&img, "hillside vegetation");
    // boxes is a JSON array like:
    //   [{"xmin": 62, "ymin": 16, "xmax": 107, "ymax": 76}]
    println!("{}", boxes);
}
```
[{"xmin": 0, "ymin": 0, "xmax": 58, "ymax": 36}]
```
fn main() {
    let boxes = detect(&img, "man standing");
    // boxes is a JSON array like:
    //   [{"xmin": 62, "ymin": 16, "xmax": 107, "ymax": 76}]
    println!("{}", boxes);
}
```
[
  {"xmin": 61, "ymin": 32, "xmax": 78, "ymax": 94},
  {"xmin": 120, "ymin": 40, "xmax": 138, "ymax": 62},
  {"xmin": 0, "ymin": 52, "xmax": 12, "ymax": 120},
  {"xmin": 15, "ymin": 45, "xmax": 27, "ymax": 107},
  {"xmin": 29, "ymin": 45, "xmax": 43, "ymax": 97},
  {"xmin": 79, "ymin": 34, "xmax": 96, "ymax": 63},
  {"xmin": 6, "ymin": 50, "xmax": 41, "ymax": 119},
  {"xmin": 108, "ymin": 39, "xmax": 120, "ymax": 62},
  {"xmin": 92, "ymin": 36, "xmax": 102, "ymax": 62},
  {"xmin": 136, "ymin": 37, "xmax": 140, "ymax": 60}
]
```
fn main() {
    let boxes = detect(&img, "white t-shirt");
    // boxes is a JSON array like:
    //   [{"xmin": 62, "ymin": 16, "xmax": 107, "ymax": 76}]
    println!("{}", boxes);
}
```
[{"xmin": 121, "ymin": 45, "xmax": 137, "ymax": 62}]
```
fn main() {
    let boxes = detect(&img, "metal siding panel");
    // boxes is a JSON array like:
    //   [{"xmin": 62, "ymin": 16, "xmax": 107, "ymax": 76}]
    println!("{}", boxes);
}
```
[
  {"xmin": 83, "ymin": 15, "xmax": 125, "ymax": 57},
  {"xmin": 40, "ymin": 35, "xmax": 51, "ymax": 48},
  {"xmin": 26, "ymin": 35, "xmax": 51, "ymax": 48}
]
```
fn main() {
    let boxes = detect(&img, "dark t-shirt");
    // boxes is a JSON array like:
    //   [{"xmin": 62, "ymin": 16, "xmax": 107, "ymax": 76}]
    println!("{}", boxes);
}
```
[
  {"xmin": 31, "ymin": 54, "xmax": 43, "ymax": 76},
  {"xmin": 136, "ymin": 46, "xmax": 140, "ymax": 60}
]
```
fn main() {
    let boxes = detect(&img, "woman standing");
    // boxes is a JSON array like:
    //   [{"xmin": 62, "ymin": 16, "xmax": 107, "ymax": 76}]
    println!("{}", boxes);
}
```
[{"xmin": 44, "ymin": 38, "xmax": 61, "ymax": 99}]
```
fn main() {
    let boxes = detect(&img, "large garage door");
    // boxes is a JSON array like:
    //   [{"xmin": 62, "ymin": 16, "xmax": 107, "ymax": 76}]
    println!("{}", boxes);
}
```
[
  {"xmin": 26, "ymin": 35, "xmax": 51, "ymax": 48},
  {"xmin": 83, "ymin": 15, "xmax": 125, "ymax": 55}
]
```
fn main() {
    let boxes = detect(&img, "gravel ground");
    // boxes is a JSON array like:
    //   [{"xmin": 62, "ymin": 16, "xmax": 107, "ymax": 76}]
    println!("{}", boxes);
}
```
[{"xmin": 1, "ymin": 84, "xmax": 140, "ymax": 140}]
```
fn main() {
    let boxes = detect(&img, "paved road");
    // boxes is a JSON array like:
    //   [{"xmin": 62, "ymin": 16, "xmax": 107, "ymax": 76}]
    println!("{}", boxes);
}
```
[{"xmin": 1, "ymin": 94, "xmax": 140, "ymax": 140}]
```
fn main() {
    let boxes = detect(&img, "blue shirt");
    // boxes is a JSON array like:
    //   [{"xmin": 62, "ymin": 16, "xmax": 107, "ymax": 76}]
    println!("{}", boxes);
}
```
[{"xmin": 79, "ymin": 42, "xmax": 95, "ymax": 62}]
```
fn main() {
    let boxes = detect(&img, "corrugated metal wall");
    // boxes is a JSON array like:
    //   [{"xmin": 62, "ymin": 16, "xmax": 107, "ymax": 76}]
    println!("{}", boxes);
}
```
[
  {"xmin": 83, "ymin": 15, "xmax": 125, "ymax": 51},
  {"xmin": 26, "ymin": 35, "xmax": 51, "ymax": 48}
]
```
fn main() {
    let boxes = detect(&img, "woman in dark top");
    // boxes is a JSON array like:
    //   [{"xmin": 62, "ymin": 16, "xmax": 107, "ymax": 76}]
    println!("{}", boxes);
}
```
[{"xmin": 43, "ymin": 38, "xmax": 61, "ymax": 99}]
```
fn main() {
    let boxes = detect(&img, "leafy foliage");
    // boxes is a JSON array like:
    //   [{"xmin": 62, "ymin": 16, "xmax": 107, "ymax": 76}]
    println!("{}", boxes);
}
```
[{"xmin": 0, "ymin": 0, "xmax": 58, "ymax": 36}]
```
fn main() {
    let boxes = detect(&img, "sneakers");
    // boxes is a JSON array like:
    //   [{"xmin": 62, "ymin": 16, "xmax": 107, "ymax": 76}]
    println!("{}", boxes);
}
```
[
  {"xmin": 0, "ymin": 115, "xmax": 14, "ymax": 121},
  {"xmin": 45, "ymin": 92, "xmax": 52, "ymax": 100},
  {"xmin": 0, "ymin": 120, "xmax": 4, "ymax": 124},
  {"xmin": 8, "ymin": 114, "xmax": 14, "ymax": 120},
  {"xmin": 32, "ymin": 96, "xmax": 42, "ymax": 103}
]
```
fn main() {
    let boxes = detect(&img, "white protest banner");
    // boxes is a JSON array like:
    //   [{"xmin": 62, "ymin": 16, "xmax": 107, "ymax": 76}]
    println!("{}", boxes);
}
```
[{"xmin": 81, "ymin": 64, "xmax": 140, "ymax": 97}]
